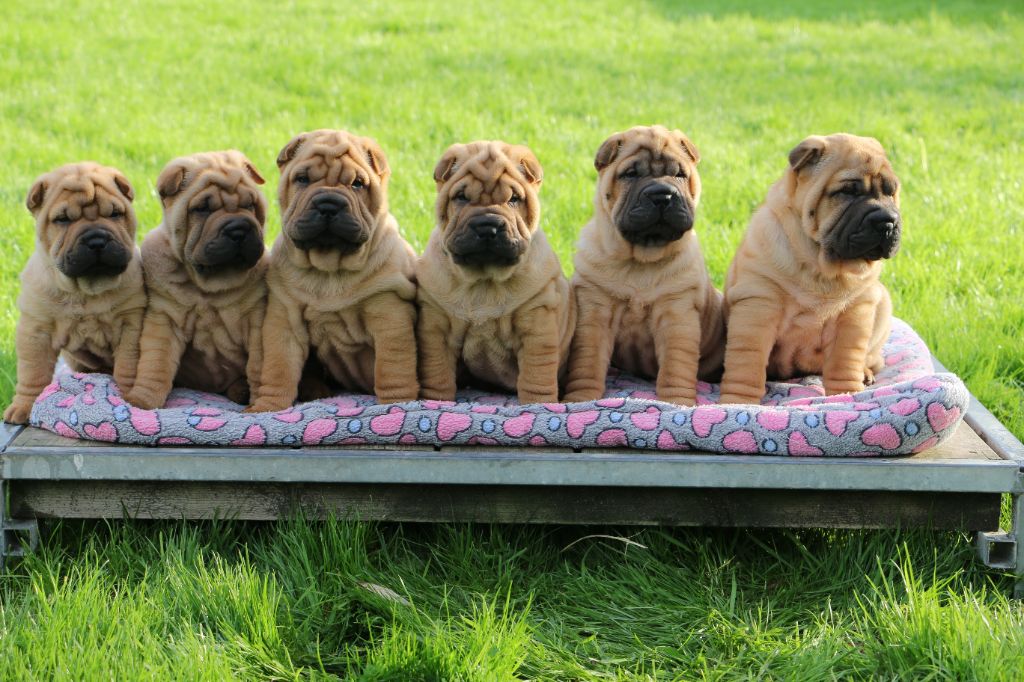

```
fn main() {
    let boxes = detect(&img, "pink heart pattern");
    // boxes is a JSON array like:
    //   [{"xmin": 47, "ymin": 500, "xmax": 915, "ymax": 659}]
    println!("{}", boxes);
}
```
[{"xmin": 28, "ymin": 319, "xmax": 967, "ymax": 456}]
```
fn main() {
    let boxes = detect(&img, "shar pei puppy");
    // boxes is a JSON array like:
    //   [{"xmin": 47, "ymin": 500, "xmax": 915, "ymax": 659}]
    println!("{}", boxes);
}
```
[
  {"xmin": 718, "ymin": 133, "xmax": 902, "ymax": 404},
  {"xmin": 246, "ymin": 129, "xmax": 419, "ymax": 412},
  {"xmin": 5, "ymin": 163, "xmax": 146, "ymax": 424},
  {"xmin": 563, "ymin": 125, "xmax": 725, "ymax": 406},
  {"xmin": 126, "ymin": 151, "xmax": 269, "ymax": 409},
  {"xmin": 417, "ymin": 140, "xmax": 575, "ymax": 403}
]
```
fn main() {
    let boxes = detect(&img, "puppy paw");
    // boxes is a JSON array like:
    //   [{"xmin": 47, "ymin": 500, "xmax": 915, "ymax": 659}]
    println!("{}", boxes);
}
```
[
  {"xmin": 125, "ymin": 389, "xmax": 165, "ymax": 410},
  {"xmin": 244, "ymin": 399, "xmax": 290, "ymax": 414},
  {"xmin": 3, "ymin": 400, "xmax": 33, "ymax": 425},
  {"xmin": 376, "ymin": 387, "xmax": 419, "ymax": 404},
  {"xmin": 824, "ymin": 382, "xmax": 865, "ymax": 396},
  {"xmin": 419, "ymin": 387, "xmax": 456, "ymax": 402},
  {"xmin": 517, "ymin": 391, "xmax": 558, "ymax": 405},
  {"xmin": 562, "ymin": 389, "xmax": 602, "ymax": 403},
  {"xmin": 863, "ymin": 368, "xmax": 876, "ymax": 386},
  {"xmin": 718, "ymin": 392, "xmax": 763, "ymax": 405},
  {"xmin": 657, "ymin": 393, "xmax": 696, "ymax": 408}
]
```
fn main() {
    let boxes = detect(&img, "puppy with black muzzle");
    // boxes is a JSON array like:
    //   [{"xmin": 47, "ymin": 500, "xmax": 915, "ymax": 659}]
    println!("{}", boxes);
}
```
[
  {"xmin": 246, "ymin": 129, "xmax": 419, "ymax": 412},
  {"xmin": 719, "ymin": 133, "xmax": 902, "ymax": 404},
  {"xmin": 563, "ymin": 125, "xmax": 725, "ymax": 406},
  {"xmin": 126, "ymin": 151, "xmax": 269, "ymax": 408},
  {"xmin": 4, "ymin": 163, "xmax": 146, "ymax": 424},
  {"xmin": 417, "ymin": 141, "xmax": 575, "ymax": 403}
]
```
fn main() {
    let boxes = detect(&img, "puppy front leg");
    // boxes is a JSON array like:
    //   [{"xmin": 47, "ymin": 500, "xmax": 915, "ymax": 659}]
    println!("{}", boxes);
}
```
[
  {"xmin": 4, "ymin": 316, "xmax": 58, "ymax": 424},
  {"xmin": 246, "ymin": 291, "xmax": 307, "ymax": 413},
  {"xmin": 823, "ymin": 299, "xmax": 876, "ymax": 396},
  {"xmin": 126, "ymin": 309, "xmax": 186, "ymax": 409},
  {"xmin": 417, "ymin": 300, "xmax": 458, "ymax": 401},
  {"xmin": 514, "ymin": 304, "xmax": 561, "ymax": 404},
  {"xmin": 112, "ymin": 306, "xmax": 145, "ymax": 395},
  {"xmin": 243, "ymin": 305, "xmax": 266, "ymax": 404},
  {"xmin": 563, "ymin": 284, "xmax": 618, "ymax": 402},
  {"xmin": 652, "ymin": 297, "xmax": 702, "ymax": 407},
  {"xmin": 365, "ymin": 293, "xmax": 419, "ymax": 404},
  {"xmin": 718, "ymin": 297, "xmax": 782, "ymax": 405}
]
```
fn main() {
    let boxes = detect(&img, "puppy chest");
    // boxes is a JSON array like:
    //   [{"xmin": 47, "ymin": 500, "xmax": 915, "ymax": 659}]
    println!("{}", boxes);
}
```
[
  {"xmin": 184, "ymin": 306, "xmax": 251, "ymax": 370},
  {"xmin": 612, "ymin": 305, "xmax": 658, "ymax": 378},
  {"xmin": 460, "ymin": 319, "xmax": 520, "ymax": 389},
  {"xmin": 306, "ymin": 310, "xmax": 372, "ymax": 354},
  {"xmin": 54, "ymin": 314, "xmax": 119, "ymax": 359}
]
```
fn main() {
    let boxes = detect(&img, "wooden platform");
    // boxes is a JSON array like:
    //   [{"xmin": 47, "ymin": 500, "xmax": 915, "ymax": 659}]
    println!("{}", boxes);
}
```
[{"xmin": 0, "ymin": 421, "xmax": 1015, "ymax": 528}]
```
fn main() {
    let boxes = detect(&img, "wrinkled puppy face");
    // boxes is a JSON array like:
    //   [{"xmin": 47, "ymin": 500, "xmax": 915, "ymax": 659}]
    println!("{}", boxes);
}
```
[
  {"xmin": 157, "ymin": 150, "xmax": 268, "ymax": 279},
  {"xmin": 594, "ymin": 125, "xmax": 701, "ymax": 248},
  {"xmin": 277, "ymin": 129, "xmax": 390, "ymax": 258},
  {"xmin": 433, "ymin": 141, "xmax": 542, "ymax": 269},
  {"xmin": 27, "ymin": 162, "xmax": 137, "ymax": 280},
  {"xmin": 788, "ymin": 133, "xmax": 902, "ymax": 262}
]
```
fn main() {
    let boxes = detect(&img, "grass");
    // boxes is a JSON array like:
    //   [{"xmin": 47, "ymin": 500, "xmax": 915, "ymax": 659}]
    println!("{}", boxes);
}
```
[{"xmin": 0, "ymin": 0, "xmax": 1022, "ymax": 678}]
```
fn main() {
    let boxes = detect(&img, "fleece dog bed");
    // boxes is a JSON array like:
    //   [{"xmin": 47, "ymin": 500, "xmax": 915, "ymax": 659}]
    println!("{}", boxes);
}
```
[{"xmin": 29, "ymin": 319, "xmax": 967, "ymax": 456}]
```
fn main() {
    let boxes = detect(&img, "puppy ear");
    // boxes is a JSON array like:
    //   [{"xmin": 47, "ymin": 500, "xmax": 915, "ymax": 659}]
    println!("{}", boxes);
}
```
[
  {"xmin": 243, "ymin": 161, "xmax": 266, "ymax": 185},
  {"xmin": 788, "ymin": 136, "xmax": 828, "ymax": 172},
  {"xmin": 363, "ymin": 138, "xmax": 390, "ymax": 178},
  {"xmin": 433, "ymin": 147, "xmax": 460, "ymax": 185},
  {"xmin": 594, "ymin": 134, "xmax": 623, "ymax": 172},
  {"xmin": 511, "ymin": 146, "xmax": 543, "ymax": 185},
  {"xmin": 156, "ymin": 162, "xmax": 187, "ymax": 201},
  {"xmin": 112, "ymin": 172, "xmax": 135, "ymax": 202},
  {"xmin": 277, "ymin": 133, "xmax": 308, "ymax": 169},
  {"xmin": 677, "ymin": 132, "xmax": 701, "ymax": 165},
  {"xmin": 26, "ymin": 177, "xmax": 48, "ymax": 214}
]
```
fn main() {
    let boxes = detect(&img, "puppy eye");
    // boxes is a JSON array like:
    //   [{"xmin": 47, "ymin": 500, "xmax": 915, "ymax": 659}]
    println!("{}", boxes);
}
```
[
  {"xmin": 295, "ymin": 172, "xmax": 310, "ymax": 185},
  {"xmin": 620, "ymin": 167, "xmax": 639, "ymax": 179},
  {"xmin": 54, "ymin": 214, "xmax": 72, "ymax": 225},
  {"xmin": 675, "ymin": 170, "xmax": 688, "ymax": 179},
  {"xmin": 840, "ymin": 185, "xmax": 863, "ymax": 196},
  {"xmin": 508, "ymin": 193, "xmax": 522, "ymax": 206},
  {"xmin": 454, "ymin": 190, "xmax": 469, "ymax": 202},
  {"xmin": 352, "ymin": 178, "xmax": 365, "ymax": 190},
  {"xmin": 191, "ymin": 199, "xmax": 211, "ymax": 214},
  {"xmin": 109, "ymin": 208, "xmax": 123, "ymax": 219}
]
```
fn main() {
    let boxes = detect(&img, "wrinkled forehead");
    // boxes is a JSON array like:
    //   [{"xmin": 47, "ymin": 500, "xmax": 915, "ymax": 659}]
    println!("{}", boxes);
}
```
[
  {"xmin": 190, "ymin": 164, "xmax": 254, "ymax": 197},
  {"xmin": 48, "ymin": 173, "xmax": 122, "ymax": 212},
  {"xmin": 824, "ymin": 147, "xmax": 896, "ymax": 184},
  {"xmin": 448, "ymin": 151, "xmax": 524, "ymax": 195},
  {"xmin": 617, "ymin": 133, "xmax": 692, "ymax": 168},
  {"xmin": 293, "ymin": 138, "xmax": 371, "ymax": 176}
]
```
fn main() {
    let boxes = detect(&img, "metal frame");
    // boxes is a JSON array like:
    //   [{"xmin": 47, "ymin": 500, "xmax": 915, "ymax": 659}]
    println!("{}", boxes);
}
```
[{"xmin": 2, "ymin": 386, "xmax": 1022, "ymax": 596}]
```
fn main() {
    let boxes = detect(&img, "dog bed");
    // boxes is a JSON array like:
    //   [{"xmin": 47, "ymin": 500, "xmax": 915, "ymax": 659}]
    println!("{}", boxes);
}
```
[{"xmin": 29, "ymin": 319, "xmax": 967, "ymax": 456}]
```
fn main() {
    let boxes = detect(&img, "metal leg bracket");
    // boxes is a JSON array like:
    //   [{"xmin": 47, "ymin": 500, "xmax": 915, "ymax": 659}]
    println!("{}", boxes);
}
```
[{"xmin": 0, "ymin": 479, "xmax": 40, "ymax": 566}]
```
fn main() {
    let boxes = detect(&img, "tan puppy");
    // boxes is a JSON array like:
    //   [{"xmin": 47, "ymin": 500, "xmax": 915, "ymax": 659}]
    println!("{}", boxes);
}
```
[
  {"xmin": 719, "ymin": 133, "xmax": 902, "ymax": 404},
  {"xmin": 417, "ymin": 141, "xmax": 575, "ymax": 403},
  {"xmin": 564, "ymin": 126, "xmax": 724, "ymax": 406},
  {"xmin": 126, "ymin": 151, "xmax": 269, "ymax": 408},
  {"xmin": 247, "ymin": 130, "xmax": 418, "ymax": 412},
  {"xmin": 4, "ymin": 163, "xmax": 146, "ymax": 424}
]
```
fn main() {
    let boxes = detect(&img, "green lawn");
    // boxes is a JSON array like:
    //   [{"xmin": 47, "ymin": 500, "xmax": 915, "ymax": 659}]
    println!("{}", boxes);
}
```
[{"xmin": 1, "ymin": 0, "xmax": 1023, "ymax": 679}]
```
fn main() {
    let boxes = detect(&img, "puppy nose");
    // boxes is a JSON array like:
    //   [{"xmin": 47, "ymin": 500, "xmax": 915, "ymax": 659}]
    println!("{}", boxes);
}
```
[
  {"xmin": 872, "ymin": 209, "xmax": 900, "ymax": 232},
  {"xmin": 221, "ymin": 218, "xmax": 251, "ymax": 241},
  {"xmin": 313, "ymin": 194, "xmax": 348, "ymax": 217},
  {"xmin": 469, "ymin": 215, "xmax": 505, "ymax": 240},
  {"xmin": 81, "ymin": 229, "xmax": 112, "ymax": 251},
  {"xmin": 642, "ymin": 183, "xmax": 678, "ymax": 208}
]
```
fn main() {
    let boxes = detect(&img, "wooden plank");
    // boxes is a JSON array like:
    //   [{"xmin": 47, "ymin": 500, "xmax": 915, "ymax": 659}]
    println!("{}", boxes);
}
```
[
  {"xmin": 9, "ymin": 421, "xmax": 1000, "ymax": 461},
  {"xmin": 7, "ymin": 480, "xmax": 1002, "ymax": 530}
]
